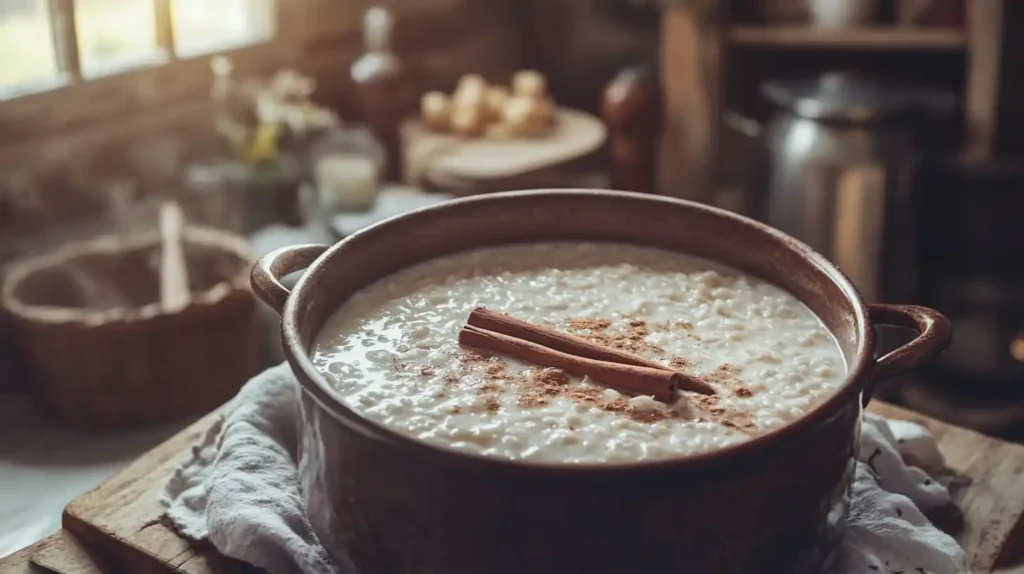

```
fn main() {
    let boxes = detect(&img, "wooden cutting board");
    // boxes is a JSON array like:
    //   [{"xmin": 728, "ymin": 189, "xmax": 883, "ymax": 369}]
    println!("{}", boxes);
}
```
[
  {"xmin": 20, "ymin": 402, "xmax": 1024, "ymax": 574},
  {"xmin": 402, "ymin": 108, "xmax": 607, "ymax": 194}
]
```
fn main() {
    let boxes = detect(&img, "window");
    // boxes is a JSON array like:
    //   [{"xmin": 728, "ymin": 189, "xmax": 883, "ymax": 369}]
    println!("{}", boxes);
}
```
[
  {"xmin": 173, "ymin": 0, "xmax": 274, "ymax": 59},
  {"xmin": 0, "ymin": 0, "xmax": 274, "ymax": 98},
  {"xmin": 0, "ymin": 0, "xmax": 59, "ymax": 96},
  {"xmin": 76, "ymin": 0, "xmax": 161, "ymax": 75}
]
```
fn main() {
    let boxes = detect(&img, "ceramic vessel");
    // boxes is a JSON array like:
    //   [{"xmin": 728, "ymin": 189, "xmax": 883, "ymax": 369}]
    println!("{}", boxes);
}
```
[
  {"xmin": 808, "ymin": 0, "xmax": 879, "ymax": 27},
  {"xmin": 251, "ymin": 189, "xmax": 950, "ymax": 574}
]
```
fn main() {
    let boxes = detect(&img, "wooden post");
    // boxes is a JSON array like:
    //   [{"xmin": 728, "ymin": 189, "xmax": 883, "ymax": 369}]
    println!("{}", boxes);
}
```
[
  {"xmin": 964, "ymin": 0, "xmax": 1003, "ymax": 160},
  {"xmin": 658, "ymin": 7, "xmax": 720, "ymax": 201},
  {"xmin": 154, "ymin": 0, "xmax": 177, "ymax": 60},
  {"xmin": 48, "ymin": 0, "xmax": 81, "ymax": 82}
]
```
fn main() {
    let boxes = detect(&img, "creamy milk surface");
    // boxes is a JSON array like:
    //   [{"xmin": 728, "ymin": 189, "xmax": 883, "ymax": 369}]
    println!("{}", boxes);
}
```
[{"xmin": 312, "ymin": 242, "xmax": 846, "ymax": 464}]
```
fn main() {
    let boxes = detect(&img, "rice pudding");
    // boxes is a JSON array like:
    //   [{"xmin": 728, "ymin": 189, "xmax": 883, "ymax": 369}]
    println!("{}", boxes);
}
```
[{"xmin": 312, "ymin": 242, "xmax": 846, "ymax": 464}]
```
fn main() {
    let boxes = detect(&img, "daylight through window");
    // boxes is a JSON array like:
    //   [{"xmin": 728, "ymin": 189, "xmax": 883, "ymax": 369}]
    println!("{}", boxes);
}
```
[{"xmin": 0, "ymin": 0, "xmax": 274, "ymax": 98}]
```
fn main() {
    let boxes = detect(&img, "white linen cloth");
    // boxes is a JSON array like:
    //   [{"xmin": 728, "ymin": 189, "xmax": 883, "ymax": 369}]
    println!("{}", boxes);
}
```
[{"xmin": 162, "ymin": 364, "xmax": 967, "ymax": 574}]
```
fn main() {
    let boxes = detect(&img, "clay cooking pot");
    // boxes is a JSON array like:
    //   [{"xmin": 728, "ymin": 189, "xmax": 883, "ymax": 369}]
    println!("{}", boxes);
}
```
[{"xmin": 251, "ymin": 189, "xmax": 950, "ymax": 573}]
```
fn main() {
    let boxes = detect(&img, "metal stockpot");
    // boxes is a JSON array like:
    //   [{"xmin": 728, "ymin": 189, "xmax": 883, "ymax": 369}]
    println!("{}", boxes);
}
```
[{"xmin": 727, "ymin": 72, "xmax": 955, "ymax": 303}]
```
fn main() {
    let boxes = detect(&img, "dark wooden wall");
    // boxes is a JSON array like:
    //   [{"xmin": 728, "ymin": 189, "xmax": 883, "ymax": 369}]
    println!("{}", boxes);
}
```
[
  {"xmin": 520, "ymin": 0, "xmax": 659, "ymax": 113},
  {"xmin": 995, "ymin": 1, "xmax": 1024, "ymax": 155}
]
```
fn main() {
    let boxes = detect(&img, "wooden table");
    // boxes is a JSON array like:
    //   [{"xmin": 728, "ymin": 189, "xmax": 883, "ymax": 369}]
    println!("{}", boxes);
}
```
[{"xmin": 3, "ymin": 401, "xmax": 1023, "ymax": 573}]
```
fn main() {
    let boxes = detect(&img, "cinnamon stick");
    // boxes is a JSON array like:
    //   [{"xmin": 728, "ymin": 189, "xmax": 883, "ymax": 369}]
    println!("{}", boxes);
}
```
[
  {"xmin": 467, "ymin": 307, "xmax": 715, "ymax": 395},
  {"xmin": 460, "ymin": 325, "xmax": 678, "ymax": 402}
]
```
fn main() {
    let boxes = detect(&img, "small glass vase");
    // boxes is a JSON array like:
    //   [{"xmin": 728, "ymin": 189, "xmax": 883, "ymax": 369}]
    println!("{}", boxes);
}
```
[{"xmin": 309, "ymin": 126, "xmax": 386, "ymax": 216}]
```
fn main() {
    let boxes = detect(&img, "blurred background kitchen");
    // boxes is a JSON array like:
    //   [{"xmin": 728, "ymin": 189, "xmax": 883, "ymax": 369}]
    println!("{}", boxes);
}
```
[{"xmin": 0, "ymin": 0, "xmax": 1020, "ymax": 558}]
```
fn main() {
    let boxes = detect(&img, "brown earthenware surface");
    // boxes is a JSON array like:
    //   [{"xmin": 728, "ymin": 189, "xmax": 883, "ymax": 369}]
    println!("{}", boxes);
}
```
[
  {"xmin": 252, "ymin": 189, "xmax": 950, "ymax": 573},
  {"xmin": 300, "ymin": 389, "xmax": 858, "ymax": 573}
]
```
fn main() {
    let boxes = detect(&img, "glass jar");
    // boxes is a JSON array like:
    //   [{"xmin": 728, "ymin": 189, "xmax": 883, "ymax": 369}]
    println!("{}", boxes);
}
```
[
  {"xmin": 181, "ymin": 153, "xmax": 308, "ymax": 234},
  {"xmin": 309, "ymin": 126, "xmax": 385, "ymax": 215}
]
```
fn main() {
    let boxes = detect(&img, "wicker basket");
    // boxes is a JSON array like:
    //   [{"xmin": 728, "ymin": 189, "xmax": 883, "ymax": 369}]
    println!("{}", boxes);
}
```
[{"xmin": 1, "ymin": 226, "xmax": 259, "ymax": 431}]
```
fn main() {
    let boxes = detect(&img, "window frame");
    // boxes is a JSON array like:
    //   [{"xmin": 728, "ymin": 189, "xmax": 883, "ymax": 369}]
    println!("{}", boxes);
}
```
[{"xmin": 0, "ymin": 0, "xmax": 289, "ymax": 142}]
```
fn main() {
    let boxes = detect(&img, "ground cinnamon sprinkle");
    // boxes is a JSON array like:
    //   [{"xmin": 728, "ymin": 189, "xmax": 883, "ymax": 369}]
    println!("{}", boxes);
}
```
[
  {"xmin": 601, "ymin": 398, "xmax": 676, "ymax": 423},
  {"xmin": 701, "ymin": 363, "xmax": 747, "ymax": 391},
  {"xmin": 516, "ymin": 371, "xmax": 680, "ymax": 422},
  {"xmin": 669, "ymin": 356, "xmax": 692, "ymax": 369},
  {"xmin": 675, "ymin": 321, "xmax": 701, "ymax": 341},
  {"xmin": 601, "ymin": 398, "xmax": 631, "ymax": 414},
  {"xmin": 717, "ymin": 363, "xmax": 740, "ymax": 376},
  {"xmin": 577, "ymin": 317, "xmax": 664, "ymax": 354},
  {"xmin": 450, "ymin": 406, "xmax": 462, "ymax": 414},
  {"xmin": 419, "ymin": 366, "xmax": 435, "ymax": 377},
  {"xmin": 567, "ymin": 386, "xmax": 603, "ymax": 404},
  {"xmin": 483, "ymin": 359, "xmax": 529, "ymax": 387},
  {"xmin": 483, "ymin": 396, "xmax": 501, "ymax": 412},
  {"xmin": 692, "ymin": 394, "xmax": 758, "ymax": 434},
  {"xmin": 390, "ymin": 357, "xmax": 408, "ymax": 372},
  {"xmin": 512, "ymin": 361, "xmax": 683, "ymax": 423},
  {"xmin": 646, "ymin": 321, "xmax": 668, "ymax": 333},
  {"xmin": 443, "ymin": 373, "xmax": 460, "ymax": 386},
  {"xmin": 694, "ymin": 363, "xmax": 760, "ymax": 398},
  {"xmin": 517, "ymin": 367, "xmax": 572, "ymax": 408},
  {"xmin": 478, "ymin": 383, "xmax": 501, "ymax": 394},
  {"xmin": 518, "ymin": 395, "xmax": 549, "ymax": 408},
  {"xmin": 720, "ymin": 413, "xmax": 757, "ymax": 433},
  {"xmin": 460, "ymin": 350, "xmax": 490, "ymax": 363},
  {"xmin": 534, "ymin": 367, "xmax": 570, "ymax": 386},
  {"xmin": 646, "ymin": 320, "xmax": 702, "ymax": 345},
  {"xmin": 566, "ymin": 318, "xmax": 611, "ymax": 331},
  {"xmin": 692, "ymin": 394, "xmax": 717, "ymax": 409}
]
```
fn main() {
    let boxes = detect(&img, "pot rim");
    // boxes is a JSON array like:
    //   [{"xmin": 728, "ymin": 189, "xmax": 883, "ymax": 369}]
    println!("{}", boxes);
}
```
[{"xmin": 282, "ymin": 189, "xmax": 873, "ymax": 475}]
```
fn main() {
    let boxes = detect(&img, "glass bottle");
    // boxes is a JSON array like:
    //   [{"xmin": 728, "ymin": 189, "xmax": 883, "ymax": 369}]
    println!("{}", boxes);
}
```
[
  {"xmin": 602, "ymin": 65, "xmax": 662, "ymax": 194},
  {"xmin": 349, "ymin": 6, "xmax": 418, "ymax": 182}
]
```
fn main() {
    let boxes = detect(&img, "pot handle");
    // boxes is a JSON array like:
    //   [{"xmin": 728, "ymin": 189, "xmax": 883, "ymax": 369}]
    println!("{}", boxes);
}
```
[
  {"xmin": 251, "ymin": 244, "xmax": 330, "ymax": 315},
  {"xmin": 864, "ymin": 304, "xmax": 952, "ymax": 404}
]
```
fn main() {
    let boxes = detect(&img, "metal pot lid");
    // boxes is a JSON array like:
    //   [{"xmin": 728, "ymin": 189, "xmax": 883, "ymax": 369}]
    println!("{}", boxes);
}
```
[{"xmin": 761, "ymin": 72, "xmax": 956, "ymax": 123}]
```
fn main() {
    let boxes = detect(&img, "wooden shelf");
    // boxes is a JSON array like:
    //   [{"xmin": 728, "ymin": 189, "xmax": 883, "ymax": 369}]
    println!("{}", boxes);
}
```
[{"xmin": 729, "ymin": 26, "xmax": 967, "ymax": 51}]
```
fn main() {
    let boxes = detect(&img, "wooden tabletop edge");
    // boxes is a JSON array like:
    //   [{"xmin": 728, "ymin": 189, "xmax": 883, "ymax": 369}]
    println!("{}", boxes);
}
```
[{"xmin": 63, "ymin": 408, "xmax": 226, "ymax": 517}]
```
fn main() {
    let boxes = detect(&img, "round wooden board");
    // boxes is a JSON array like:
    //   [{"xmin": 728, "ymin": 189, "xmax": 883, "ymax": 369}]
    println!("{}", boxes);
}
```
[{"xmin": 402, "ymin": 108, "xmax": 607, "ymax": 190}]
